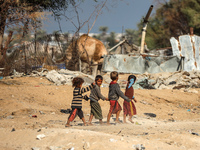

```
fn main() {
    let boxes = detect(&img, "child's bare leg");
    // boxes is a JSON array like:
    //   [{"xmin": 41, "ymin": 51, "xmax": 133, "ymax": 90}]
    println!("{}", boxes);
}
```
[
  {"xmin": 107, "ymin": 112, "xmax": 112, "ymax": 125},
  {"xmin": 128, "ymin": 116, "xmax": 134, "ymax": 123},
  {"xmin": 99, "ymin": 119, "xmax": 103, "ymax": 125},
  {"xmin": 115, "ymin": 110, "xmax": 121, "ymax": 123},
  {"xmin": 123, "ymin": 114, "xmax": 127, "ymax": 123},
  {"xmin": 88, "ymin": 114, "xmax": 93, "ymax": 125},
  {"xmin": 81, "ymin": 117, "xmax": 87, "ymax": 126},
  {"xmin": 65, "ymin": 120, "xmax": 71, "ymax": 127}
]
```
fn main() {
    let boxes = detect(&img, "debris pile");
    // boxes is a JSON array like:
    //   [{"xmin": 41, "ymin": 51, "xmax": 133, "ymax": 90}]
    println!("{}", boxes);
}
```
[
  {"xmin": 2, "ymin": 68, "xmax": 200, "ymax": 90},
  {"xmin": 147, "ymin": 70, "xmax": 200, "ymax": 90}
]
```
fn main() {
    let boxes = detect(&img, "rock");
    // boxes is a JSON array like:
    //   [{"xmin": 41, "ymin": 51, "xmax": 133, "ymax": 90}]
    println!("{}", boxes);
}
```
[
  {"xmin": 47, "ymin": 146, "xmax": 62, "ymax": 150},
  {"xmin": 132, "ymin": 144, "xmax": 145, "ymax": 150},
  {"xmin": 36, "ymin": 134, "xmax": 45, "ymax": 140},
  {"xmin": 140, "ymin": 100, "xmax": 152, "ymax": 105},
  {"xmin": 169, "ymin": 81, "xmax": 176, "ymax": 85},
  {"xmin": 144, "ymin": 113, "xmax": 156, "ymax": 118},
  {"xmin": 182, "ymin": 71, "xmax": 190, "ymax": 76},
  {"xmin": 109, "ymin": 138, "xmax": 117, "ymax": 142},
  {"xmin": 32, "ymin": 147, "xmax": 40, "ymax": 150},
  {"xmin": 187, "ymin": 89, "xmax": 198, "ymax": 94},
  {"xmin": 189, "ymin": 130, "xmax": 199, "ymax": 136},
  {"xmin": 83, "ymin": 142, "xmax": 90, "ymax": 150},
  {"xmin": 60, "ymin": 109, "xmax": 71, "ymax": 114},
  {"xmin": 39, "ymin": 111, "xmax": 45, "ymax": 114},
  {"xmin": 11, "ymin": 128, "xmax": 15, "ymax": 132},
  {"xmin": 7, "ymin": 115, "xmax": 14, "ymax": 119},
  {"xmin": 37, "ymin": 129, "xmax": 41, "ymax": 132}
]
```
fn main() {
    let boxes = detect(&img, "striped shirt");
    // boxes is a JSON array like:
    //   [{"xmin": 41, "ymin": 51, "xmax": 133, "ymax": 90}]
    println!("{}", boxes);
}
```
[{"xmin": 71, "ymin": 85, "xmax": 93, "ymax": 108}]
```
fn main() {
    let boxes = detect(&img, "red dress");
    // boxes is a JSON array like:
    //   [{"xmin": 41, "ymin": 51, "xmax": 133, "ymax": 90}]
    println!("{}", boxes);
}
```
[{"xmin": 123, "ymin": 85, "xmax": 136, "ymax": 116}]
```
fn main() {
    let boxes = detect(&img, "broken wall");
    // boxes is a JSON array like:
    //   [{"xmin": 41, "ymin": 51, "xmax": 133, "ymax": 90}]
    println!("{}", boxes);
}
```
[
  {"xmin": 102, "ymin": 54, "xmax": 180, "ymax": 74},
  {"xmin": 170, "ymin": 35, "xmax": 200, "ymax": 71}
]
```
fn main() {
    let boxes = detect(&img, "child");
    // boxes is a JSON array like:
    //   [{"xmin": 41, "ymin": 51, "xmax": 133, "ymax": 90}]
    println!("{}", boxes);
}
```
[
  {"xmin": 123, "ymin": 75, "xmax": 137, "ymax": 123},
  {"xmin": 88, "ymin": 75, "xmax": 108, "ymax": 125},
  {"xmin": 107, "ymin": 71, "xmax": 131, "ymax": 124},
  {"xmin": 65, "ymin": 77, "xmax": 95, "ymax": 127}
]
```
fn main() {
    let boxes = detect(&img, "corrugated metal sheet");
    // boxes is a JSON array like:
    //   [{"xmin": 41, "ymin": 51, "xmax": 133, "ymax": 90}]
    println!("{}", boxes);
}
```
[
  {"xmin": 102, "ymin": 54, "xmax": 179, "ymax": 74},
  {"xmin": 170, "ymin": 35, "xmax": 200, "ymax": 71}
]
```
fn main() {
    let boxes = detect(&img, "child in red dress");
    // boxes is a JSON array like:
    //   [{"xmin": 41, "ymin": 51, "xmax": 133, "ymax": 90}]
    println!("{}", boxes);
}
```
[{"xmin": 123, "ymin": 75, "xmax": 137, "ymax": 123}]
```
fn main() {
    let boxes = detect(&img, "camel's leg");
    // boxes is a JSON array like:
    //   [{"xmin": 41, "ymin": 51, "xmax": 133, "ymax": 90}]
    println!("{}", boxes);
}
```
[
  {"xmin": 97, "ymin": 64, "xmax": 102, "ymax": 75},
  {"xmin": 91, "ymin": 62, "xmax": 98, "ymax": 77},
  {"xmin": 81, "ymin": 62, "xmax": 89, "ymax": 74},
  {"xmin": 79, "ymin": 58, "xmax": 81, "ymax": 72}
]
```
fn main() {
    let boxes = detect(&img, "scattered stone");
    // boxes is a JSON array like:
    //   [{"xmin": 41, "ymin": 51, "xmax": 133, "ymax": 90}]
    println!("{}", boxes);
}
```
[
  {"xmin": 32, "ymin": 147, "xmax": 40, "ymax": 150},
  {"xmin": 60, "ymin": 109, "xmax": 71, "ymax": 114},
  {"xmin": 144, "ymin": 113, "xmax": 156, "ymax": 118},
  {"xmin": 37, "ymin": 129, "xmax": 41, "ymax": 132},
  {"xmin": 83, "ymin": 142, "xmax": 90, "ymax": 150},
  {"xmin": 140, "ymin": 100, "xmax": 152, "ymax": 105},
  {"xmin": 182, "ymin": 71, "xmax": 190, "ymax": 76},
  {"xmin": 7, "ymin": 115, "xmax": 14, "ymax": 119},
  {"xmin": 11, "ymin": 128, "xmax": 15, "ymax": 132},
  {"xmin": 189, "ymin": 130, "xmax": 199, "ymax": 136},
  {"xmin": 168, "ymin": 118, "xmax": 176, "ymax": 122},
  {"xmin": 169, "ymin": 81, "xmax": 176, "ymax": 85},
  {"xmin": 187, "ymin": 89, "xmax": 198, "ymax": 94},
  {"xmin": 36, "ymin": 134, "xmax": 46, "ymax": 140},
  {"xmin": 39, "ymin": 111, "xmax": 45, "ymax": 114},
  {"xmin": 191, "ymin": 132, "xmax": 199, "ymax": 136},
  {"xmin": 132, "ymin": 144, "xmax": 145, "ymax": 150},
  {"xmin": 109, "ymin": 138, "xmax": 117, "ymax": 142},
  {"xmin": 48, "ymin": 146, "xmax": 62, "ymax": 150}
]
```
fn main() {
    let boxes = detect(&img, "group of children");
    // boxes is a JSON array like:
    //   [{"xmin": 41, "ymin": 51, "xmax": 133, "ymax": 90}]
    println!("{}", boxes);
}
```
[{"xmin": 65, "ymin": 71, "xmax": 137, "ymax": 127}]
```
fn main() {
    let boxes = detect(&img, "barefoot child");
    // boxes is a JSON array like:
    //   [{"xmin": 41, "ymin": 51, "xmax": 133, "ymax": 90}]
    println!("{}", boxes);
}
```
[
  {"xmin": 88, "ymin": 75, "xmax": 108, "ymax": 125},
  {"xmin": 123, "ymin": 75, "xmax": 137, "ymax": 123},
  {"xmin": 107, "ymin": 71, "xmax": 131, "ymax": 124},
  {"xmin": 65, "ymin": 77, "xmax": 95, "ymax": 127}
]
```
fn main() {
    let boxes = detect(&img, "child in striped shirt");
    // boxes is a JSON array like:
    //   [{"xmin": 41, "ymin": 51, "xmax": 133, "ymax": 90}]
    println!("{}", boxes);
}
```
[{"xmin": 65, "ymin": 77, "xmax": 95, "ymax": 127}]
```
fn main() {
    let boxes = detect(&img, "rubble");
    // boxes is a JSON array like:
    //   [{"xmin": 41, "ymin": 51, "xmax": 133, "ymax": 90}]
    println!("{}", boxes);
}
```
[
  {"xmin": 1, "ymin": 68, "xmax": 200, "ymax": 90},
  {"xmin": 133, "ymin": 70, "xmax": 200, "ymax": 90}
]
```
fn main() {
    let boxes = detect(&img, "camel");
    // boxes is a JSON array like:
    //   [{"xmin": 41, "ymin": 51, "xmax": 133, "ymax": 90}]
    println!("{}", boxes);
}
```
[{"xmin": 55, "ymin": 34, "xmax": 108, "ymax": 76}]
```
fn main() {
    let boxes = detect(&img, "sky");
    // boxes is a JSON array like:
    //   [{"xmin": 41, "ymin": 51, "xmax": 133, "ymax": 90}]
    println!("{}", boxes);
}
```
[{"xmin": 42, "ymin": 0, "xmax": 155, "ymax": 34}]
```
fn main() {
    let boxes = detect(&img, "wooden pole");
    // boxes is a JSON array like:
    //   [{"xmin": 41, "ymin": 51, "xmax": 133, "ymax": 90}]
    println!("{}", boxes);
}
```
[{"xmin": 140, "ymin": 5, "xmax": 153, "ymax": 54}]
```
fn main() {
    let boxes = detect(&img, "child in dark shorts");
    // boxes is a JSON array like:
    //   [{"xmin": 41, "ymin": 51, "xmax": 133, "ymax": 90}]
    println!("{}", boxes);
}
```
[{"xmin": 65, "ymin": 77, "xmax": 95, "ymax": 127}]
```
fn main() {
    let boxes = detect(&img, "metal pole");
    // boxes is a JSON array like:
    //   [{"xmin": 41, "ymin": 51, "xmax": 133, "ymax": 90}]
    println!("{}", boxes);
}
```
[{"xmin": 140, "ymin": 5, "xmax": 153, "ymax": 54}]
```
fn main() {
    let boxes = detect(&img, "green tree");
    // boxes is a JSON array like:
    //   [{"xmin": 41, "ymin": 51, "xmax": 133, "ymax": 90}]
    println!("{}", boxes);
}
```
[
  {"xmin": 99, "ymin": 26, "xmax": 108, "ymax": 43},
  {"xmin": 106, "ymin": 32, "xmax": 118, "ymax": 48},
  {"xmin": 125, "ymin": 29, "xmax": 140, "ymax": 45},
  {"xmin": 142, "ymin": 0, "xmax": 200, "ymax": 49}
]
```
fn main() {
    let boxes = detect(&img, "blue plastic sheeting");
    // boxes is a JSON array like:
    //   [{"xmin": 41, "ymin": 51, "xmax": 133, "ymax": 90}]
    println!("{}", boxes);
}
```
[
  {"xmin": 56, "ymin": 63, "xmax": 66, "ymax": 69},
  {"xmin": 102, "ymin": 54, "xmax": 180, "ymax": 74}
]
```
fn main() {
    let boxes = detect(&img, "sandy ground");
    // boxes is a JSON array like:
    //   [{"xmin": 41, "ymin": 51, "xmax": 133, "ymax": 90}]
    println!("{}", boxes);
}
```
[{"xmin": 0, "ymin": 75, "xmax": 200, "ymax": 150}]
